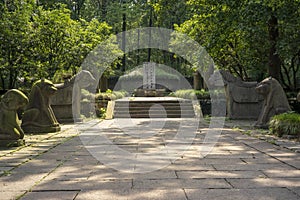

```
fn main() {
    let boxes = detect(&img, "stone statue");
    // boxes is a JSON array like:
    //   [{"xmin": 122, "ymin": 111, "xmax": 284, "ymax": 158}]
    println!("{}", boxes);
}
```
[
  {"xmin": 0, "ymin": 89, "xmax": 28, "ymax": 146},
  {"xmin": 255, "ymin": 77, "xmax": 291, "ymax": 128},
  {"xmin": 21, "ymin": 79, "xmax": 61, "ymax": 133},
  {"xmin": 209, "ymin": 70, "xmax": 258, "ymax": 88},
  {"xmin": 297, "ymin": 92, "xmax": 300, "ymax": 102},
  {"xmin": 51, "ymin": 70, "xmax": 96, "ymax": 122},
  {"xmin": 208, "ymin": 70, "xmax": 263, "ymax": 119}
]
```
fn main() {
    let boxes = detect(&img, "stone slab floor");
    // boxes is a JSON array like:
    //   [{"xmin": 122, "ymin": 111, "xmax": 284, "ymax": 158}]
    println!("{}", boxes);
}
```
[{"xmin": 0, "ymin": 118, "xmax": 299, "ymax": 200}]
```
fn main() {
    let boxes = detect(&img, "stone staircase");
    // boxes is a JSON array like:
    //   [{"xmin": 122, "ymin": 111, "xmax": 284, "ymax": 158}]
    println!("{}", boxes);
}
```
[{"xmin": 113, "ymin": 97, "xmax": 195, "ymax": 118}]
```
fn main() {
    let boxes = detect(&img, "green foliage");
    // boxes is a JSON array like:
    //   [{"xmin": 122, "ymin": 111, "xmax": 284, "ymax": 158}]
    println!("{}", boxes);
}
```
[
  {"xmin": 112, "ymin": 90, "xmax": 128, "ymax": 99},
  {"xmin": 1, "ymin": 0, "xmax": 299, "ymax": 92},
  {"xmin": 169, "ymin": 89, "xmax": 210, "ymax": 99},
  {"xmin": 176, "ymin": 0, "xmax": 300, "ymax": 90},
  {"xmin": 269, "ymin": 112, "xmax": 300, "ymax": 137},
  {"xmin": 0, "ymin": 1, "xmax": 117, "ymax": 90},
  {"xmin": 95, "ymin": 90, "xmax": 128, "ymax": 101},
  {"xmin": 98, "ymin": 107, "xmax": 106, "ymax": 119},
  {"xmin": 0, "ymin": 0, "xmax": 35, "ymax": 89},
  {"xmin": 119, "ymin": 66, "xmax": 180, "ymax": 81},
  {"xmin": 95, "ymin": 89, "xmax": 128, "ymax": 118}
]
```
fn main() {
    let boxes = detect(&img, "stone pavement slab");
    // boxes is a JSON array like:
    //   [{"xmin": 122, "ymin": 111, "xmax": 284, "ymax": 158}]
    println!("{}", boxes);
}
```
[
  {"xmin": 0, "ymin": 119, "xmax": 299, "ymax": 200},
  {"xmin": 184, "ymin": 188, "xmax": 300, "ymax": 200},
  {"xmin": 21, "ymin": 191, "xmax": 79, "ymax": 200}
]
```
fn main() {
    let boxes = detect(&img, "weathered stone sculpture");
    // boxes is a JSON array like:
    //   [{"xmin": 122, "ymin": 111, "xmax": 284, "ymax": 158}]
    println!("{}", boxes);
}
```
[
  {"xmin": 209, "ymin": 70, "xmax": 263, "ymax": 119},
  {"xmin": 51, "ymin": 70, "xmax": 96, "ymax": 122},
  {"xmin": 21, "ymin": 79, "xmax": 61, "ymax": 133},
  {"xmin": 0, "ymin": 89, "xmax": 28, "ymax": 146},
  {"xmin": 255, "ymin": 77, "xmax": 291, "ymax": 128}
]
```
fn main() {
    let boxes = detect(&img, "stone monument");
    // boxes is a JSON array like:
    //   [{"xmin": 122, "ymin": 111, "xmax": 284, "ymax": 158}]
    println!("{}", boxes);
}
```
[
  {"xmin": 135, "ymin": 62, "xmax": 165, "ymax": 97},
  {"xmin": 0, "ymin": 89, "xmax": 28, "ymax": 147},
  {"xmin": 143, "ymin": 62, "xmax": 156, "ymax": 90},
  {"xmin": 51, "ymin": 70, "xmax": 96, "ymax": 122},
  {"xmin": 21, "ymin": 79, "xmax": 61, "ymax": 133},
  {"xmin": 209, "ymin": 70, "xmax": 263, "ymax": 119},
  {"xmin": 255, "ymin": 77, "xmax": 291, "ymax": 128}
]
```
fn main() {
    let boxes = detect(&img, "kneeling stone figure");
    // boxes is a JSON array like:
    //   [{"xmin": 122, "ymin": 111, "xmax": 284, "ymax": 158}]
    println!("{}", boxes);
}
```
[
  {"xmin": 255, "ymin": 77, "xmax": 291, "ymax": 128},
  {"xmin": 22, "ymin": 79, "xmax": 61, "ymax": 133},
  {"xmin": 0, "ymin": 89, "xmax": 29, "ymax": 146}
]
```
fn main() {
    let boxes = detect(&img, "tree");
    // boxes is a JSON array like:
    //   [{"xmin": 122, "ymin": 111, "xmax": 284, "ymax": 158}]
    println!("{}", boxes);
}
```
[
  {"xmin": 175, "ymin": 0, "xmax": 300, "ymax": 91},
  {"xmin": 0, "ymin": 0, "xmax": 35, "ymax": 90},
  {"xmin": 30, "ymin": 6, "xmax": 80, "ymax": 78},
  {"xmin": 0, "ymin": 1, "xmax": 117, "ymax": 90}
]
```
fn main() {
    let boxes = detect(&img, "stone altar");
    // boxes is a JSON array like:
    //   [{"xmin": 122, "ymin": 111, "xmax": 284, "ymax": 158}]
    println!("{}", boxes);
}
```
[
  {"xmin": 255, "ymin": 77, "xmax": 291, "ymax": 128},
  {"xmin": 51, "ymin": 70, "xmax": 96, "ymax": 123},
  {"xmin": 21, "ymin": 79, "xmax": 61, "ymax": 133},
  {"xmin": 0, "ymin": 89, "xmax": 28, "ymax": 147}
]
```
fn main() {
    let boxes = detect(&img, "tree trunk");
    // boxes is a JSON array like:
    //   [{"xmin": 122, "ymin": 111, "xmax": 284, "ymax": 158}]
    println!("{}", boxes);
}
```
[
  {"xmin": 147, "ymin": 5, "xmax": 153, "ymax": 62},
  {"xmin": 99, "ymin": 76, "xmax": 108, "ymax": 92},
  {"xmin": 193, "ymin": 71, "xmax": 202, "ymax": 90},
  {"xmin": 268, "ymin": 15, "xmax": 281, "ymax": 80},
  {"xmin": 101, "ymin": 0, "xmax": 107, "ymax": 21},
  {"xmin": 122, "ymin": 13, "xmax": 126, "ymax": 72}
]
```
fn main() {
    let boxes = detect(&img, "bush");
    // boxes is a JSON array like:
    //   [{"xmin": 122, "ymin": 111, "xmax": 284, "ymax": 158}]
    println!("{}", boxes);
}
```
[
  {"xmin": 95, "ymin": 90, "xmax": 128, "ymax": 118},
  {"xmin": 95, "ymin": 90, "xmax": 128, "ymax": 101},
  {"xmin": 112, "ymin": 90, "xmax": 128, "ymax": 99},
  {"xmin": 119, "ymin": 67, "xmax": 180, "ymax": 81},
  {"xmin": 169, "ymin": 89, "xmax": 210, "ymax": 99},
  {"xmin": 269, "ymin": 112, "xmax": 300, "ymax": 138}
]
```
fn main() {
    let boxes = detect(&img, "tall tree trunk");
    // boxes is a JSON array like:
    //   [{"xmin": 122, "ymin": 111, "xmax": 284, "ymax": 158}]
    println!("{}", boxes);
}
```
[
  {"xmin": 268, "ymin": 15, "xmax": 281, "ymax": 80},
  {"xmin": 147, "ymin": 5, "xmax": 153, "ymax": 62},
  {"xmin": 101, "ymin": 0, "xmax": 107, "ymax": 22},
  {"xmin": 122, "ymin": 13, "xmax": 126, "ymax": 72},
  {"xmin": 99, "ymin": 76, "xmax": 108, "ymax": 92},
  {"xmin": 0, "ymin": 72, "xmax": 5, "ymax": 90}
]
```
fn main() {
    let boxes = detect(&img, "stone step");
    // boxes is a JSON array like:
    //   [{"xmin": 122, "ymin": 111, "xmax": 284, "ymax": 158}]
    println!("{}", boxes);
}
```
[
  {"xmin": 114, "ymin": 105, "xmax": 194, "ymax": 110},
  {"xmin": 113, "ymin": 97, "xmax": 195, "ymax": 118},
  {"xmin": 114, "ymin": 114, "xmax": 195, "ymax": 118},
  {"xmin": 114, "ymin": 110, "xmax": 194, "ymax": 115}
]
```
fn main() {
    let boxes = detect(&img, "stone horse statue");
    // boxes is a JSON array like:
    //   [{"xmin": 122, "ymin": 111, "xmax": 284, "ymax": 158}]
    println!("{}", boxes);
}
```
[
  {"xmin": 51, "ymin": 70, "xmax": 96, "ymax": 122},
  {"xmin": 0, "ymin": 89, "xmax": 28, "ymax": 146},
  {"xmin": 22, "ymin": 79, "xmax": 61, "ymax": 133}
]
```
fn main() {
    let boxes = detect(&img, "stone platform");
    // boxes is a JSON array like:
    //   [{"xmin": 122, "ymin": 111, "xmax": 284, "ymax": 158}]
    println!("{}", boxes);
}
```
[{"xmin": 0, "ymin": 119, "xmax": 299, "ymax": 200}]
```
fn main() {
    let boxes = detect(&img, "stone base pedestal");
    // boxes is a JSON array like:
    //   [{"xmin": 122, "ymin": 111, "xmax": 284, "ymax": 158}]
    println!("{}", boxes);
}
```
[
  {"xmin": 22, "ymin": 125, "xmax": 61, "ymax": 134},
  {"xmin": 0, "ymin": 139, "xmax": 25, "ymax": 147}
]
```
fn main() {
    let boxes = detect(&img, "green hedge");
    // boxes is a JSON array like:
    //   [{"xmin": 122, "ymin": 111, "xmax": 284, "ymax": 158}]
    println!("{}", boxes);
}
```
[
  {"xmin": 169, "ymin": 89, "xmax": 210, "ymax": 99},
  {"xmin": 95, "ymin": 90, "xmax": 128, "ymax": 101},
  {"xmin": 269, "ymin": 112, "xmax": 300, "ymax": 138},
  {"xmin": 119, "ymin": 67, "xmax": 180, "ymax": 81}
]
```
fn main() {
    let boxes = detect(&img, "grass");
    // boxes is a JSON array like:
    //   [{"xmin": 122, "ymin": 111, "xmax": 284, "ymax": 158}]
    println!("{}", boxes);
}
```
[{"xmin": 269, "ymin": 112, "xmax": 300, "ymax": 138}]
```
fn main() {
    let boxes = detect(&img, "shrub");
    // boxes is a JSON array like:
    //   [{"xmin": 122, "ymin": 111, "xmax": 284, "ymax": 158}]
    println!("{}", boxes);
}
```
[
  {"xmin": 269, "ymin": 112, "xmax": 300, "ymax": 138},
  {"xmin": 95, "ymin": 90, "xmax": 128, "ymax": 101},
  {"xmin": 119, "ymin": 67, "xmax": 180, "ymax": 81},
  {"xmin": 95, "ymin": 90, "xmax": 128, "ymax": 118},
  {"xmin": 169, "ymin": 89, "xmax": 210, "ymax": 99},
  {"xmin": 112, "ymin": 90, "xmax": 128, "ymax": 99}
]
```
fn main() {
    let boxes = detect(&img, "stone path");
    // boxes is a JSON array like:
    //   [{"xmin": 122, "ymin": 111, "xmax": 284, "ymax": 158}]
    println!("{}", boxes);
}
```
[{"xmin": 0, "ymin": 118, "xmax": 299, "ymax": 200}]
